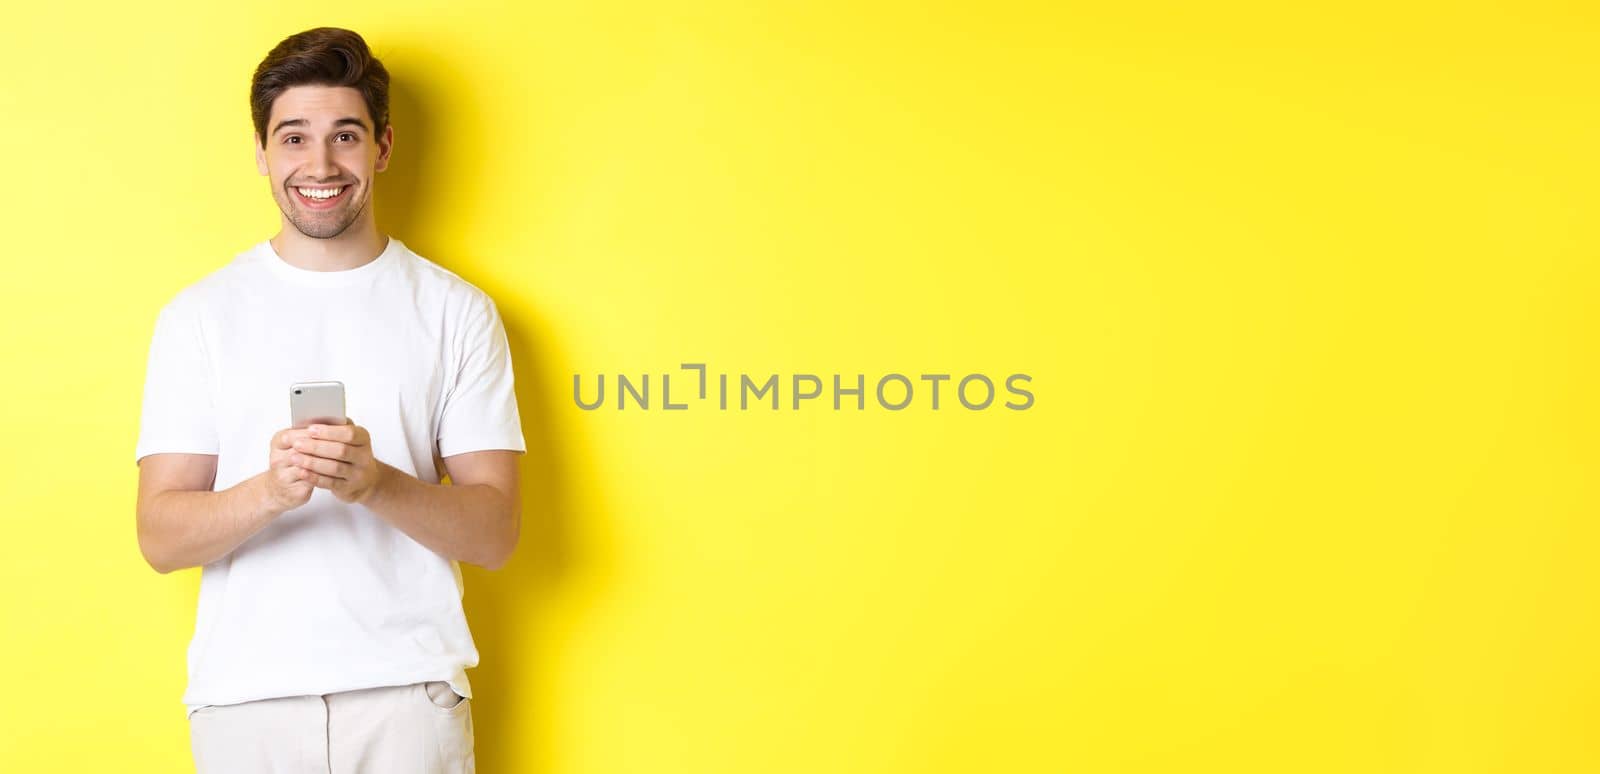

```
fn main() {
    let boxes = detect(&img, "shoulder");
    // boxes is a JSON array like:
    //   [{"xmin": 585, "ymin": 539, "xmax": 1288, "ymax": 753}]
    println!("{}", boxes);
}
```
[
  {"xmin": 392, "ymin": 240, "xmax": 506, "ymax": 322},
  {"xmin": 152, "ymin": 243, "xmax": 262, "ymax": 322}
]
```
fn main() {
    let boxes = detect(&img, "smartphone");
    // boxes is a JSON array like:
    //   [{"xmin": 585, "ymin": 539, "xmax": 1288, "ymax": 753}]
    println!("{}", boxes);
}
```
[{"xmin": 290, "ymin": 381, "xmax": 348, "ymax": 428}]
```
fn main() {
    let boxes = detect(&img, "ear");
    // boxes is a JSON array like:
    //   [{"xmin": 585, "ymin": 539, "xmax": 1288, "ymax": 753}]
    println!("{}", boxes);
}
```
[
  {"xmin": 255, "ymin": 132, "xmax": 268, "ymax": 176},
  {"xmin": 374, "ymin": 123, "xmax": 394, "ymax": 173}
]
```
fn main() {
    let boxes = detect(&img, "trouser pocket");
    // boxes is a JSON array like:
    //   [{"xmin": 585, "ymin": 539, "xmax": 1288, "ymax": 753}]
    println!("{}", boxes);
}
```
[
  {"xmin": 422, "ymin": 680, "xmax": 466, "ymax": 710},
  {"xmin": 417, "ymin": 682, "xmax": 475, "ymax": 772}
]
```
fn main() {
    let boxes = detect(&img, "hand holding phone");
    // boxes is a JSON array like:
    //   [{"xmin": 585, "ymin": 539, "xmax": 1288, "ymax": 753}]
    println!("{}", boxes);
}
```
[
  {"xmin": 258, "ymin": 382, "xmax": 351, "ymax": 517},
  {"xmin": 264, "ymin": 428, "xmax": 316, "ymax": 515},
  {"xmin": 283, "ymin": 380, "xmax": 381, "ymax": 505}
]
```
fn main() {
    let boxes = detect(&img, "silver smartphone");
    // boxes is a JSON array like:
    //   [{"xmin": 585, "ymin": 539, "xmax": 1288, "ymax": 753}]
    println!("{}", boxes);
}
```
[{"xmin": 290, "ymin": 381, "xmax": 347, "ymax": 428}]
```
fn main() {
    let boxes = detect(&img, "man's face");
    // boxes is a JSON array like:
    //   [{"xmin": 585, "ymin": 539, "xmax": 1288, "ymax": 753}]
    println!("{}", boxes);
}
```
[{"xmin": 255, "ymin": 85, "xmax": 392, "ymax": 239}]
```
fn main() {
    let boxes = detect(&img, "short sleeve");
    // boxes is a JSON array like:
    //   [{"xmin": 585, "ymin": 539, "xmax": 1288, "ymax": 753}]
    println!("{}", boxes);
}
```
[
  {"xmin": 134, "ymin": 298, "xmax": 219, "ymax": 464},
  {"xmin": 437, "ymin": 292, "xmax": 526, "ymax": 458}
]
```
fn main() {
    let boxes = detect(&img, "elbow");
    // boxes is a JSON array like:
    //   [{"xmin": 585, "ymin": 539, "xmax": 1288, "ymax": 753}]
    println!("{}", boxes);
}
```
[
  {"xmin": 481, "ymin": 504, "xmax": 520, "ymax": 571},
  {"xmin": 136, "ymin": 508, "xmax": 178, "ymax": 575},
  {"xmin": 477, "ymin": 543, "xmax": 514, "ymax": 571},
  {"xmin": 484, "ymin": 535, "xmax": 518, "ymax": 572},
  {"xmin": 138, "ymin": 532, "xmax": 175, "ymax": 575}
]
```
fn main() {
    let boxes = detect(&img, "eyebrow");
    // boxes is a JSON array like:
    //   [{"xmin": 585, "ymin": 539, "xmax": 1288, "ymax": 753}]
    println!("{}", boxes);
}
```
[{"xmin": 271, "ymin": 116, "xmax": 370, "ymax": 137}]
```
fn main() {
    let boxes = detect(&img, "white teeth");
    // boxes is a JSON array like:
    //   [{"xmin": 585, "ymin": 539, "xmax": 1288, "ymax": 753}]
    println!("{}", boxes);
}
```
[{"xmin": 296, "ymin": 186, "xmax": 345, "ymax": 200}]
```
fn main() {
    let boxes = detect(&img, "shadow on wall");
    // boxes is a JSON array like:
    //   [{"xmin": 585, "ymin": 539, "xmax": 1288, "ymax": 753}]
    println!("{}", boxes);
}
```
[{"xmin": 376, "ymin": 47, "xmax": 592, "ymax": 774}]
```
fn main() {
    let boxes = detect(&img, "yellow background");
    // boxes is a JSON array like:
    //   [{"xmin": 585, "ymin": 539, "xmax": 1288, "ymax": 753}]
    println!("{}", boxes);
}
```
[{"xmin": 1, "ymin": 2, "xmax": 1595, "ymax": 772}]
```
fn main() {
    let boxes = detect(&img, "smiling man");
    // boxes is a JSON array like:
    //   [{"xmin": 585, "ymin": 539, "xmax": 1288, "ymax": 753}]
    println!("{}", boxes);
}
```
[{"xmin": 134, "ymin": 27, "xmax": 523, "ymax": 774}]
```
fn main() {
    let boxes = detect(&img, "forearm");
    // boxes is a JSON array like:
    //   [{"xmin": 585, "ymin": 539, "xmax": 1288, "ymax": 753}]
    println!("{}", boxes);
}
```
[
  {"xmin": 361, "ymin": 461, "xmax": 518, "ymax": 569},
  {"xmin": 138, "ymin": 473, "xmax": 278, "ymax": 574}
]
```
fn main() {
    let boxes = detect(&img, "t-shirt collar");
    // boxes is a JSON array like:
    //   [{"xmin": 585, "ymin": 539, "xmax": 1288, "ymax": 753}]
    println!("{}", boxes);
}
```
[{"xmin": 259, "ymin": 236, "xmax": 401, "ymax": 287}]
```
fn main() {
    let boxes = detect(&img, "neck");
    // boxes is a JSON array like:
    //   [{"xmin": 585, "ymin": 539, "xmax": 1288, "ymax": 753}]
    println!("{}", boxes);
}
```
[{"xmin": 270, "ymin": 215, "xmax": 387, "ymax": 272}]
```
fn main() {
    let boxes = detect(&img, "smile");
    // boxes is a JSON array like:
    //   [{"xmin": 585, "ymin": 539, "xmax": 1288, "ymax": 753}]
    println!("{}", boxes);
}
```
[{"xmin": 293, "ymin": 185, "xmax": 351, "ymax": 208}]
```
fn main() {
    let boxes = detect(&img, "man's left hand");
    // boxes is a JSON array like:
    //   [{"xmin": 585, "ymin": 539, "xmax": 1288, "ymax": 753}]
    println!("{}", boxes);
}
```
[{"xmin": 289, "ymin": 418, "xmax": 385, "ymax": 504}]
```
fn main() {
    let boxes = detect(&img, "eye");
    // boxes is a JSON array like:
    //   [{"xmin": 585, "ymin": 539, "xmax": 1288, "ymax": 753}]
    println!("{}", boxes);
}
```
[
  {"xmin": 284, "ymin": 135, "xmax": 302, "ymax": 145},
  {"xmin": 337, "ymin": 132, "xmax": 357, "ymax": 142}
]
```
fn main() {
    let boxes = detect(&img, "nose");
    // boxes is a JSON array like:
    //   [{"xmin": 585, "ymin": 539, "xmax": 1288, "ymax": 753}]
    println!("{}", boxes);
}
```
[{"xmin": 306, "ymin": 142, "xmax": 338, "ymax": 182}]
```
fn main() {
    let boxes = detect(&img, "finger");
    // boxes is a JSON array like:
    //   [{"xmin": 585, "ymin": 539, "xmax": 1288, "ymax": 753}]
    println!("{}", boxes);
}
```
[
  {"xmin": 292, "ymin": 439, "xmax": 352, "ymax": 462},
  {"xmin": 307, "ymin": 472, "xmax": 342, "ymax": 490},
  {"xmin": 310, "ymin": 421, "xmax": 366, "ymax": 446},
  {"xmin": 274, "ymin": 428, "xmax": 312, "ymax": 449},
  {"xmin": 309, "ymin": 423, "xmax": 352, "ymax": 444},
  {"xmin": 293, "ymin": 455, "xmax": 350, "ymax": 479}
]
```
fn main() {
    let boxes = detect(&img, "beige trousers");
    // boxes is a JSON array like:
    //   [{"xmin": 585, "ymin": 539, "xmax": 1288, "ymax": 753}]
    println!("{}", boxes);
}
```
[{"xmin": 188, "ymin": 681, "xmax": 474, "ymax": 774}]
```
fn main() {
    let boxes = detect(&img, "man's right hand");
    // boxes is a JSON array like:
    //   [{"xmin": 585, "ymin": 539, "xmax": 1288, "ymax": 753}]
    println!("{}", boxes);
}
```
[{"xmin": 264, "ymin": 427, "xmax": 316, "ymax": 514}]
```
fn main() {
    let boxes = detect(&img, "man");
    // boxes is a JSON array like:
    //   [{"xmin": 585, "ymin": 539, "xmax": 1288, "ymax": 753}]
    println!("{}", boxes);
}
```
[{"xmin": 134, "ymin": 27, "xmax": 522, "ymax": 774}]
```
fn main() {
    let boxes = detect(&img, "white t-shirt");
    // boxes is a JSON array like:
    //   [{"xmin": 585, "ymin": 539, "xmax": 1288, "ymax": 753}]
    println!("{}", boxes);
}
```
[{"xmin": 134, "ymin": 236, "xmax": 526, "ymax": 719}]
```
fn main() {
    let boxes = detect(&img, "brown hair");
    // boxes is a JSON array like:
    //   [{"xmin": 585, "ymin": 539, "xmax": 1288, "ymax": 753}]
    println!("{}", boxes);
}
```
[{"xmin": 250, "ymin": 27, "xmax": 390, "ymax": 147}]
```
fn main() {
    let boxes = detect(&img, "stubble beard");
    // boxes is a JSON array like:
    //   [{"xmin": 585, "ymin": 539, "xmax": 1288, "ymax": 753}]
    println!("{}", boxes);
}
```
[{"xmin": 280, "ymin": 181, "xmax": 367, "ymax": 240}]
